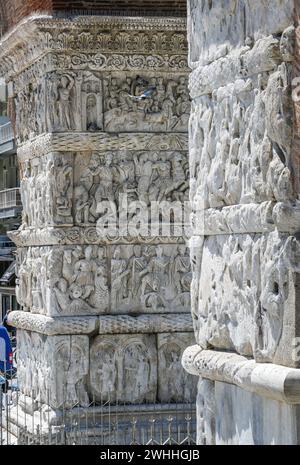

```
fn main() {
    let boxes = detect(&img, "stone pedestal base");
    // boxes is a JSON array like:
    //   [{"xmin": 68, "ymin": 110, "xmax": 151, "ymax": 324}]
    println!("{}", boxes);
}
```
[
  {"xmin": 3, "ymin": 398, "xmax": 196, "ymax": 445},
  {"xmin": 183, "ymin": 345, "xmax": 300, "ymax": 445}
]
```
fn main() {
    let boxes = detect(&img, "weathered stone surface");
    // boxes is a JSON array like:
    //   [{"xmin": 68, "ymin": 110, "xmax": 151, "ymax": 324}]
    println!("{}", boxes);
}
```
[
  {"xmin": 89, "ymin": 334, "xmax": 157, "ymax": 403},
  {"xmin": 190, "ymin": 64, "xmax": 294, "ymax": 212},
  {"xmin": 7, "ymin": 311, "xmax": 98, "ymax": 335},
  {"xmin": 183, "ymin": 346, "xmax": 300, "ymax": 404},
  {"xmin": 17, "ymin": 142, "xmax": 188, "ymax": 234},
  {"xmin": 0, "ymin": 13, "xmax": 194, "ymax": 429},
  {"xmin": 110, "ymin": 244, "xmax": 190, "ymax": 314},
  {"xmin": 16, "ymin": 245, "xmax": 109, "ymax": 317},
  {"xmin": 8, "ymin": 310, "xmax": 193, "ymax": 335},
  {"xmin": 185, "ymin": 0, "xmax": 300, "ymax": 445},
  {"xmin": 157, "ymin": 332, "xmax": 197, "ymax": 402},
  {"xmin": 18, "ymin": 330, "xmax": 89, "ymax": 408},
  {"xmin": 188, "ymin": 0, "xmax": 294, "ymax": 66},
  {"xmin": 183, "ymin": 346, "xmax": 300, "ymax": 444},
  {"xmin": 15, "ymin": 243, "xmax": 191, "ymax": 316},
  {"xmin": 98, "ymin": 313, "xmax": 193, "ymax": 335},
  {"xmin": 195, "ymin": 231, "xmax": 300, "ymax": 366}
]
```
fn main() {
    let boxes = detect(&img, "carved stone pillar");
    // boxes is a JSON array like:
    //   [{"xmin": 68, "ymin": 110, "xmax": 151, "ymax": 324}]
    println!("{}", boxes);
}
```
[
  {"xmin": 183, "ymin": 0, "xmax": 300, "ymax": 445},
  {"xmin": 0, "ymin": 15, "xmax": 196, "ymax": 442}
]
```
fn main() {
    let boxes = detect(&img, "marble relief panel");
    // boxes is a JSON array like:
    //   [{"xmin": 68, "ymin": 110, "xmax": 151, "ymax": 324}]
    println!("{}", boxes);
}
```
[
  {"xmin": 110, "ymin": 244, "xmax": 191, "ymax": 314},
  {"xmin": 89, "ymin": 334, "xmax": 157, "ymax": 403},
  {"xmin": 16, "ymin": 245, "xmax": 109, "ymax": 317},
  {"xmin": 15, "ymin": 71, "xmax": 189, "ymax": 142},
  {"xmin": 157, "ymin": 333, "xmax": 197, "ymax": 403},
  {"xmin": 17, "ymin": 330, "xmax": 89, "ymax": 408}
]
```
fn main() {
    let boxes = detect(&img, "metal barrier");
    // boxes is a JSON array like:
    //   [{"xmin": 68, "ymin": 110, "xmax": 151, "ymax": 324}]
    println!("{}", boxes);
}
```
[{"xmin": 0, "ymin": 349, "xmax": 197, "ymax": 446}]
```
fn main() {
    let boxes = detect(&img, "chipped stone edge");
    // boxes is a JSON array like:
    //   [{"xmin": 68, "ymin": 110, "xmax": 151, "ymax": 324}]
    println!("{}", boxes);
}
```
[
  {"xmin": 8, "ymin": 310, "xmax": 193, "ymax": 336},
  {"xmin": 182, "ymin": 345, "xmax": 300, "ymax": 404},
  {"xmin": 191, "ymin": 201, "xmax": 300, "ymax": 235}
]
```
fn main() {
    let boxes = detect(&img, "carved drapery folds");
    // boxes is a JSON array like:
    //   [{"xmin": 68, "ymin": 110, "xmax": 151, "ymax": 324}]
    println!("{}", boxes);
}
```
[
  {"xmin": 0, "ymin": 15, "xmax": 195, "ymax": 414},
  {"xmin": 184, "ymin": 0, "xmax": 300, "ymax": 445},
  {"xmin": 15, "ymin": 71, "xmax": 189, "ymax": 142}
]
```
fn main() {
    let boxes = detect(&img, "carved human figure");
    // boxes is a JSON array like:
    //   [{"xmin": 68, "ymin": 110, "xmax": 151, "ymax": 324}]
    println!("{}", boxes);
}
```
[
  {"xmin": 111, "ymin": 248, "xmax": 130, "ymax": 308},
  {"xmin": 46, "ymin": 73, "xmax": 59, "ymax": 130},
  {"xmin": 90, "ymin": 248, "xmax": 108, "ymax": 309},
  {"xmin": 28, "ymin": 161, "xmax": 38, "ymax": 225},
  {"xmin": 55, "ymin": 157, "xmax": 73, "ymax": 220},
  {"xmin": 54, "ymin": 342, "xmax": 89, "ymax": 407},
  {"xmin": 97, "ymin": 351, "xmax": 116, "ymax": 396},
  {"xmin": 74, "ymin": 246, "xmax": 95, "ymax": 299},
  {"xmin": 167, "ymin": 348, "xmax": 185, "ymax": 399},
  {"xmin": 256, "ymin": 243, "xmax": 288, "ymax": 361},
  {"xmin": 51, "ymin": 276, "xmax": 95, "ymax": 316},
  {"xmin": 140, "ymin": 246, "xmax": 169, "ymax": 304},
  {"xmin": 123, "ymin": 345, "xmax": 149, "ymax": 400},
  {"xmin": 94, "ymin": 152, "xmax": 115, "ymax": 203},
  {"xmin": 119, "ymin": 81, "xmax": 133, "ymax": 111},
  {"xmin": 176, "ymin": 77, "xmax": 190, "ymax": 115},
  {"xmin": 134, "ymin": 153, "xmax": 153, "ymax": 204},
  {"xmin": 128, "ymin": 245, "xmax": 147, "ymax": 299},
  {"xmin": 150, "ymin": 153, "xmax": 172, "ymax": 202},
  {"xmin": 74, "ymin": 185, "xmax": 90, "ymax": 223},
  {"xmin": 57, "ymin": 75, "xmax": 75, "ymax": 130},
  {"xmin": 106, "ymin": 78, "xmax": 119, "ymax": 110},
  {"xmin": 169, "ymin": 153, "xmax": 188, "ymax": 200},
  {"xmin": 118, "ymin": 153, "xmax": 136, "ymax": 197},
  {"xmin": 20, "ymin": 161, "xmax": 31, "ymax": 226},
  {"xmin": 172, "ymin": 245, "xmax": 190, "ymax": 294},
  {"xmin": 86, "ymin": 94, "xmax": 98, "ymax": 130}
]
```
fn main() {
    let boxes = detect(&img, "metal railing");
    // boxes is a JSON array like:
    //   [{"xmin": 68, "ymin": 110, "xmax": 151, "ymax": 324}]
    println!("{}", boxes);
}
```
[
  {"xmin": 0, "ymin": 122, "xmax": 14, "ymax": 145},
  {"xmin": 1, "ymin": 390, "xmax": 197, "ymax": 446},
  {"xmin": 0, "ymin": 345, "xmax": 197, "ymax": 446},
  {"xmin": 0, "ymin": 188, "xmax": 21, "ymax": 210}
]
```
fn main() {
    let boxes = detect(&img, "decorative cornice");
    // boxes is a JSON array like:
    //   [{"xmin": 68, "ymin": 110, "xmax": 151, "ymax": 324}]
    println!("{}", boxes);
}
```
[
  {"xmin": 98, "ymin": 314, "xmax": 193, "ymax": 335},
  {"xmin": 182, "ymin": 345, "xmax": 300, "ymax": 404},
  {"xmin": 8, "ymin": 311, "xmax": 98, "ymax": 336},
  {"xmin": 0, "ymin": 14, "xmax": 188, "ymax": 80},
  {"xmin": 17, "ymin": 132, "xmax": 188, "ymax": 160},
  {"xmin": 8, "ymin": 311, "xmax": 193, "ymax": 336},
  {"xmin": 191, "ymin": 201, "xmax": 300, "ymax": 236},
  {"xmin": 34, "ymin": 15, "xmax": 187, "ymax": 31},
  {"xmin": 8, "ymin": 227, "xmax": 187, "ymax": 247}
]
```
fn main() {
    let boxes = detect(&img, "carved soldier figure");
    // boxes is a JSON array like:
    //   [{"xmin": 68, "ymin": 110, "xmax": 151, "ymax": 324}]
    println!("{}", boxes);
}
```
[
  {"xmin": 55, "ymin": 342, "xmax": 89, "ymax": 407},
  {"xmin": 46, "ymin": 73, "xmax": 59, "ymax": 130},
  {"xmin": 90, "ymin": 248, "xmax": 108, "ymax": 309},
  {"xmin": 94, "ymin": 152, "xmax": 115, "ymax": 203},
  {"xmin": 106, "ymin": 77, "xmax": 119, "ymax": 110}
]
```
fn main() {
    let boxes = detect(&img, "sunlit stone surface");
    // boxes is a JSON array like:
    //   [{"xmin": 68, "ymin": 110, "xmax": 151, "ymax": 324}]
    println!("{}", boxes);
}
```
[{"xmin": 183, "ymin": 0, "xmax": 300, "ymax": 445}]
